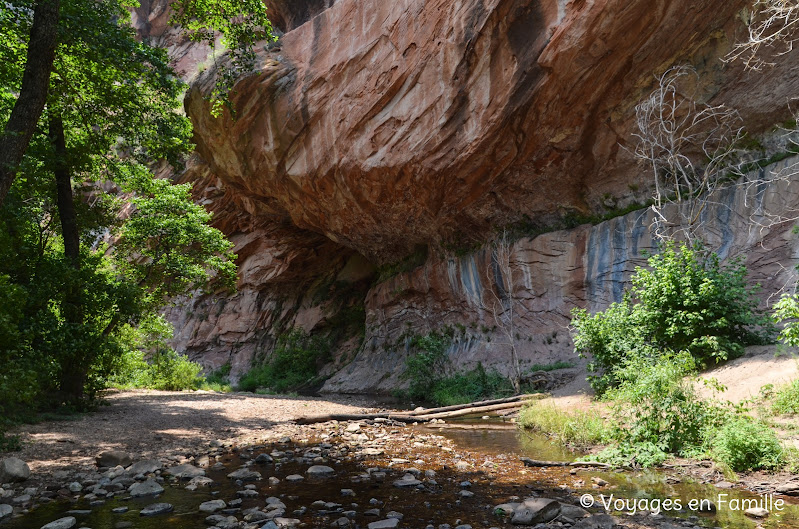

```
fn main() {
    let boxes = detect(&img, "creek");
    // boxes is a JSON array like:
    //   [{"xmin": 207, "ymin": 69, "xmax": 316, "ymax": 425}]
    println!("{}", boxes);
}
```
[{"xmin": 3, "ymin": 420, "xmax": 799, "ymax": 529}]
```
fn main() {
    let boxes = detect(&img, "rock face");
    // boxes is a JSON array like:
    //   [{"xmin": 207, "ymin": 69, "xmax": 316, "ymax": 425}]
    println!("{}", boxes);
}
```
[{"xmin": 148, "ymin": 0, "xmax": 799, "ymax": 386}]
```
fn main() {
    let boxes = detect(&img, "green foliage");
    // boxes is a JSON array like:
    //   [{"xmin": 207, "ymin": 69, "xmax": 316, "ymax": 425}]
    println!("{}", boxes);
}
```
[
  {"xmin": 146, "ymin": 350, "xmax": 204, "ymax": 391},
  {"xmin": 0, "ymin": 0, "xmax": 238, "ymax": 410},
  {"xmin": 772, "ymin": 379, "xmax": 799, "ymax": 415},
  {"xmin": 773, "ymin": 293, "xmax": 799, "ymax": 346},
  {"xmin": 519, "ymin": 402, "xmax": 608, "ymax": 446},
  {"xmin": 591, "ymin": 442, "xmax": 669, "ymax": 468},
  {"xmin": 710, "ymin": 417, "xmax": 784, "ymax": 472},
  {"xmin": 202, "ymin": 362, "xmax": 233, "ymax": 392},
  {"xmin": 402, "ymin": 331, "xmax": 451, "ymax": 401},
  {"xmin": 603, "ymin": 353, "xmax": 716, "ymax": 457},
  {"xmin": 526, "ymin": 361, "xmax": 574, "ymax": 372},
  {"xmin": 430, "ymin": 364, "xmax": 515, "ymax": 406},
  {"xmin": 171, "ymin": 0, "xmax": 276, "ymax": 115},
  {"xmin": 573, "ymin": 242, "xmax": 772, "ymax": 395},
  {"xmin": 238, "ymin": 329, "xmax": 330, "ymax": 393}
]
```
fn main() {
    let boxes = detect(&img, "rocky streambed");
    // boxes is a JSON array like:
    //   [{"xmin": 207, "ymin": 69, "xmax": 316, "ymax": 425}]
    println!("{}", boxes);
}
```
[{"xmin": 4, "ymin": 417, "xmax": 799, "ymax": 529}]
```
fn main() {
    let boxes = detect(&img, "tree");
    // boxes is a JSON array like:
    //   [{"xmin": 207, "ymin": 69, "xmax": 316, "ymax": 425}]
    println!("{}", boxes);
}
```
[
  {"xmin": 0, "ymin": 0, "xmax": 244, "ymax": 405},
  {"xmin": 481, "ymin": 231, "xmax": 523, "ymax": 393},
  {"xmin": 631, "ymin": 65, "xmax": 746, "ymax": 243},
  {"xmin": 0, "ymin": 0, "xmax": 274, "ymax": 208},
  {"xmin": 727, "ymin": 0, "xmax": 799, "ymax": 69}
]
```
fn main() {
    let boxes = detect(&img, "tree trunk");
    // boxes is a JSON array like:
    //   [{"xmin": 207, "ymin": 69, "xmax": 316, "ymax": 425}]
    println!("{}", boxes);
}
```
[
  {"xmin": 0, "ymin": 0, "xmax": 61, "ymax": 207},
  {"xmin": 50, "ymin": 115, "xmax": 86, "ymax": 403},
  {"xmin": 50, "ymin": 116, "xmax": 79, "ymax": 266}
]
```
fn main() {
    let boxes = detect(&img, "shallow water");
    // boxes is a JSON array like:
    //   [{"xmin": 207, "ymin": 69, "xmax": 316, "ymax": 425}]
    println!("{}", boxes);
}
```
[
  {"xmin": 426, "ymin": 420, "xmax": 799, "ymax": 529},
  {"xmin": 5, "ymin": 422, "xmax": 799, "ymax": 529}
]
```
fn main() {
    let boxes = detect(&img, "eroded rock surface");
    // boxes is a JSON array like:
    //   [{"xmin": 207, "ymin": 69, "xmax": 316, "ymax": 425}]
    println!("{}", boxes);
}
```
[{"xmin": 140, "ymin": 0, "xmax": 799, "ymax": 386}]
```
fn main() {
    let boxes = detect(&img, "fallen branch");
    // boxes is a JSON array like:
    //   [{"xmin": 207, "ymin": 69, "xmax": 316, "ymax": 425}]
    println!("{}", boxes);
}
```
[
  {"xmin": 521, "ymin": 457, "xmax": 611, "ymax": 468},
  {"xmin": 415, "ymin": 400, "xmax": 539, "ymax": 420},
  {"xmin": 407, "ymin": 393, "xmax": 546, "ymax": 416},
  {"xmin": 293, "ymin": 413, "xmax": 426, "ymax": 425}
]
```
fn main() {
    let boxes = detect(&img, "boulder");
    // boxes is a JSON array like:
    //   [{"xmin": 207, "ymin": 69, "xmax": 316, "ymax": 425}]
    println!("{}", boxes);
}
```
[
  {"xmin": 510, "ymin": 498, "xmax": 561, "ymax": 525},
  {"xmin": 306, "ymin": 465, "xmax": 335, "ymax": 478},
  {"xmin": 128, "ymin": 479, "xmax": 164, "ymax": 497},
  {"xmin": 227, "ymin": 468, "xmax": 262, "ymax": 481},
  {"xmin": 164, "ymin": 464, "xmax": 204, "ymax": 479},
  {"xmin": 95, "ymin": 451, "xmax": 132, "ymax": 468},
  {"xmin": 126, "ymin": 460, "xmax": 162, "ymax": 476},
  {"xmin": 0, "ymin": 457, "xmax": 30, "ymax": 483},
  {"xmin": 199, "ymin": 499, "xmax": 227, "ymax": 513},
  {"xmin": 40, "ymin": 517, "xmax": 76, "ymax": 529},
  {"xmin": 0, "ymin": 504, "xmax": 12, "ymax": 519}
]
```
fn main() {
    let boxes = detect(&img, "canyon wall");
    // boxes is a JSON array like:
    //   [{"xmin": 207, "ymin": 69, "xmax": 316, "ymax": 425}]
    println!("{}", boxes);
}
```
[{"xmin": 148, "ymin": 0, "xmax": 799, "ymax": 389}]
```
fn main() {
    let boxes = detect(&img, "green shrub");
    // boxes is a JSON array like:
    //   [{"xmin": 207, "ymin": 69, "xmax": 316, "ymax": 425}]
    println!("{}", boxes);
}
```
[
  {"xmin": 711, "ymin": 417, "xmax": 783, "ymax": 471},
  {"xmin": 402, "ymin": 331, "xmax": 451, "ymax": 401},
  {"xmin": 201, "ymin": 362, "xmax": 232, "ymax": 392},
  {"xmin": 430, "ymin": 364, "xmax": 514, "ymax": 406},
  {"xmin": 573, "ymin": 242, "xmax": 773, "ymax": 395},
  {"xmin": 772, "ymin": 379, "xmax": 799, "ymax": 415},
  {"xmin": 238, "ymin": 328, "xmax": 330, "ymax": 393},
  {"xmin": 526, "ymin": 361, "xmax": 574, "ymax": 372},
  {"xmin": 519, "ymin": 402, "xmax": 608, "ymax": 446},
  {"xmin": 604, "ymin": 353, "xmax": 716, "ymax": 456},
  {"xmin": 592, "ymin": 441, "xmax": 669, "ymax": 468},
  {"xmin": 774, "ymin": 293, "xmax": 799, "ymax": 346},
  {"xmin": 146, "ymin": 350, "xmax": 203, "ymax": 391}
]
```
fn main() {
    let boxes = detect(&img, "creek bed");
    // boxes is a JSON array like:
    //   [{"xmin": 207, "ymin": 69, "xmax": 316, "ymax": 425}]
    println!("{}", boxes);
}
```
[{"xmin": 3, "ymin": 420, "xmax": 799, "ymax": 529}]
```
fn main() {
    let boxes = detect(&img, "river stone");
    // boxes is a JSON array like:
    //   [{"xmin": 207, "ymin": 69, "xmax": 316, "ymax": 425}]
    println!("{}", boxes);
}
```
[
  {"xmin": 199, "ymin": 499, "xmax": 227, "ymax": 513},
  {"xmin": 244, "ymin": 510, "xmax": 270, "ymax": 522},
  {"xmin": 285, "ymin": 474, "xmax": 304, "ymax": 482},
  {"xmin": 274, "ymin": 518, "xmax": 301, "ymax": 527},
  {"xmin": 745, "ymin": 507, "xmax": 769, "ymax": 518},
  {"xmin": 777, "ymin": 482, "xmax": 799, "ymax": 494},
  {"xmin": 0, "ymin": 504, "xmax": 11, "ymax": 519},
  {"xmin": 307, "ymin": 465, "xmax": 335, "ymax": 478},
  {"xmin": 368, "ymin": 519, "xmax": 400, "ymax": 529},
  {"xmin": 40, "ymin": 517, "xmax": 76, "ymax": 529},
  {"xmin": 95, "ymin": 451, "xmax": 132, "ymax": 468},
  {"xmin": 0, "ymin": 457, "xmax": 30, "ymax": 483},
  {"xmin": 164, "ymin": 464, "xmax": 204, "ymax": 479},
  {"xmin": 559, "ymin": 503, "xmax": 590, "ymax": 519},
  {"xmin": 139, "ymin": 502, "xmax": 173, "ymax": 516},
  {"xmin": 128, "ymin": 478, "xmax": 164, "ymax": 497},
  {"xmin": 255, "ymin": 453, "xmax": 273, "ymax": 464},
  {"xmin": 392, "ymin": 474, "xmax": 422, "ymax": 488},
  {"xmin": 572, "ymin": 514, "xmax": 616, "ymax": 529},
  {"xmin": 510, "ymin": 498, "xmax": 561, "ymax": 525},
  {"xmin": 346, "ymin": 423, "xmax": 361, "ymax": 433},
  {"xmin": 126, "ymin": 460, "xmax": 162, "ymax": 476},
  {"xmin": 227, "ymin": 468, "xmax": 262, "ymax": 481}
]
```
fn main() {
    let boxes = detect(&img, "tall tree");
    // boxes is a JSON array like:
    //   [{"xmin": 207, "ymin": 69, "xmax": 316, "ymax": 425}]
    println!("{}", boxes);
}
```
[{"xmin": 0, "ymin": 0, "xmax": 60, "ymax": 205}]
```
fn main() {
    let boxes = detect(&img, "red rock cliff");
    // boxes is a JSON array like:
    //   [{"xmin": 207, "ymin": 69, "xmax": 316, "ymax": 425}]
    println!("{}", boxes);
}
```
[{"xmin": 157, "ymin": 0, "xmax": 799, "ymax": 388}]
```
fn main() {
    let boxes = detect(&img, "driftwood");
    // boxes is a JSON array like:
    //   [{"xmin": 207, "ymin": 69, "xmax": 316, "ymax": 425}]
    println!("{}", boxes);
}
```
[
  {"xmin": 415, "ymin": 400, "xmax": 533, "ymax": 420},
  {"xmin": 521, "ymin": 457, "xmax": 611, "ymax": 468},
  {"xmin": 294, "ymin": 393, "xmax": 549, "ymax": 425},
  {"xmin": 293, "ymin": 413, "xmax": 427, "ymax": 425},
  {"xmin": 406, "ymin": 394, "xmax": 545, "ymax": 416}
]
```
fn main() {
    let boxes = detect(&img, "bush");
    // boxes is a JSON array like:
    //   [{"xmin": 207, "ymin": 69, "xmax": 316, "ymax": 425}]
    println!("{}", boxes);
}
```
[
  {"xmin": 402, "ymin": 331, "xmax": 451, "ymax": 401},
  {"xmin": 711, "ymin": 417, "xmax": 783, "ymax": 471},
  {"xmin": 430, "ymin": 364, "xmax": 514, "ymax": 406},
  {"xmin": 604, "ymin": 353, "xmax": 715, "ymax": 455},
  {"xmin": 772, "ymin": 379, "xmax": 799, "ymax": 415},
  {"xmin": 238, "ymin": 328, "xmax": 330, "ymax": 393},
  {"xmin": 146, "ymin": 350, "xmax": 203, "ymax": 391},
  {"xmin": 573, "ymin": 242, "xmax": 773, "ymax": 395}
]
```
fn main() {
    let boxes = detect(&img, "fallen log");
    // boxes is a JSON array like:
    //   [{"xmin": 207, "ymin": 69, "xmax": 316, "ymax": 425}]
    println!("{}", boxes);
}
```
[
  {"xmin": 293, "ymin": 413, "xmax": 425, "ymax": 425},
  {"xmin": 406, "ymin": 394, "xmax": 546, "ymax": 416},
  {"xmin": 294, "ymin": 393, "xmax": 549, "ymax": 425},
  {"xmin": 521, "ymin": 457, "xmax": 611, "ymax": 468},
  {"xmin": 414, "ymin": 396, "xmax": 547, "ymax": 420}
]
